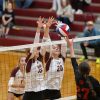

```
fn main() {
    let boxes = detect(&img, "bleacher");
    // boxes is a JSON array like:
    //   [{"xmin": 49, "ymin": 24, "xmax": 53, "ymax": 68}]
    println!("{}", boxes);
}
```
[{"xmin": 0, "ymin": 0, "xmax": 100, "ymax": 46}]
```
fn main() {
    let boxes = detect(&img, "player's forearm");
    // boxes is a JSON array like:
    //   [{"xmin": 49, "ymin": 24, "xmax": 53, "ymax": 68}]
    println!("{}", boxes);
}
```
[
  {"xmin": 11, "ymin": 83, "xmax": 25, "ymax": 88},
  {"xmin": 18, "ymin": 84, "xmax": 25, "ymax": 88},
  {"xmin": 6, "ymin": 17, "xmax": 13, "ymax": 24},
  {"xmin": 71, "ymin": 58, "xmax": 80, "ymax": 78},
  {"xmin": 43, "ymin": 26, "xmax": 50, "ymax": 38},
  {"xmin": 11, "ymin": 84, "xmax": 19, "ymax": 88},
  {"xmin": 64, "ymin": 37, "xmax": 75, "ymax": 57},
  {"xmin": 43, "ymin": 26, "xmax": 52, "ymax": 54},
  {"xmin": 34, "ymin": 27, "xmax": 41, "ymax": 43},
  {"xmin": 61, "ymin": 37, "xmax": 67, "ymax": 58},
  {"xmin": 2, "ymin": 16, "xmax": 6, "ymax": 23},
  {"xmin": 36, "ymin": 27, "xmax": 41, "ymax": 34},
  {"xmin": 69, "ymin": 45, "xmax": 75, "ymax": 58}
]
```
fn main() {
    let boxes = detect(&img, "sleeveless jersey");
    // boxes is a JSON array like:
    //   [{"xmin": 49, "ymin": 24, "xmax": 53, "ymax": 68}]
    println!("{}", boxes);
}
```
[
  {"xmin": 8, "ymin": 67, "xmax": 25, "ymax": 94},
  {"xmin": 46, "ymin": 58, "xmax": 64, "ymax": 90},
  {"xmin": 25, "ymin": 53, "xmax": 46, "ymax": 92}
]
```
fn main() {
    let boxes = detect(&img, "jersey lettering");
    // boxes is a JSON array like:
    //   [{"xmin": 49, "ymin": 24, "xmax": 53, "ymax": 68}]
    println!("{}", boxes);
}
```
[
  {"xmin": 37, "ymin": 64, "xmax": 43, "ymax": 73},
  {"xmin": 57, "ymin": 65, "xmax": 63, "ymax": 72},
  {"xmin": 77, "ymin": 85, "xmax": 90, "ymax": 99}
]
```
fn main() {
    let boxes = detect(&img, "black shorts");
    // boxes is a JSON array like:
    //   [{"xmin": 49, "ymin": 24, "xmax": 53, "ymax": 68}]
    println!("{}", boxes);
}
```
[
  {"xmin": 44, "ymin": 89, "xmax": 61, "ymax": 99},
  {"xmin": 2, "ymin": 22, "xmax": 14, "ymax": 28},
  {"xmin": 23, "ymin": 91, "xmax": 45, "ymax": 100},
  {"xmin": 8, "ymin": 91, "xmax": 23, "ymax": 98}
]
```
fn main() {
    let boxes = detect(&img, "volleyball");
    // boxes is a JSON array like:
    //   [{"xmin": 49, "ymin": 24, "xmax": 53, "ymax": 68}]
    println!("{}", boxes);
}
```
[{"xmin": 56, "ymin": 23, "xmax": 70, "ymax": 37}]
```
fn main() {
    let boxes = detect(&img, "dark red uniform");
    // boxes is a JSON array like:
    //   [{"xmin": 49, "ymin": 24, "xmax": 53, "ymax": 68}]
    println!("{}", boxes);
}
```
[{"xmin": 71, "ymin": 58, "xmax": 100, "ymax": 100}]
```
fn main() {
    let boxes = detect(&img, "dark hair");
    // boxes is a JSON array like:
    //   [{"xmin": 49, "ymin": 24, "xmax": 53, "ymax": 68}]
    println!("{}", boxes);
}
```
[
  {"xmin": 57, "ymin": 44, "xmax": 61, "ymax": 50},
  {"xmin": 37, "ymin": 46, "xmax": 41, "ymax": 50},
  {"xmin": 79, "ymin": 61, "xmax": 90, "ymax": 75}
]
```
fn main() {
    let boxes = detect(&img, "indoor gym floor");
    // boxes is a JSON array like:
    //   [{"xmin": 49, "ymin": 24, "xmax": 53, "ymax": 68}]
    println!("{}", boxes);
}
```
[{"xmin": 0, "ymin": 52, "xmax": 100, "ymax": 100}]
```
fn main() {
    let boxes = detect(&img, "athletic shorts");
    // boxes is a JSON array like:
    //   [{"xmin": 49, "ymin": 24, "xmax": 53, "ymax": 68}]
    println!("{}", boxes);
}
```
[
  {"xmin": 23, "ymin": 91, "xmax": 45, "ymax": 100},
  {"xmin": 8, "ymin": 91, "xmax": 23, "ymax": 97},
  {"xmin": 44, "ymin": 89, "xmax": 61, "ymax": 99},
  {"xmin": 2, "ymin": 22, "xmax": 14, "ymax": 28}
]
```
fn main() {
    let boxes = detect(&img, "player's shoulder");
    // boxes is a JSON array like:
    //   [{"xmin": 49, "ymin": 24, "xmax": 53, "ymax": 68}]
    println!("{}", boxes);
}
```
[
  {"xmin": 89, "ymin": 75, "xmax": 99, "ymax": 84},
  {"xmin": 11, "ymin": 66, "xmax": 20, "ymax": 77},
  {"xmin": 12, "ymin": 66, "xmax": 19, "ymax": 72},
  {"xmin": 59, "ymin": 57, "xmax": 64, "ymax": 62},
  {"xmin": 89, "ymin": 75, "xmax": 96, "ymax": 80}
]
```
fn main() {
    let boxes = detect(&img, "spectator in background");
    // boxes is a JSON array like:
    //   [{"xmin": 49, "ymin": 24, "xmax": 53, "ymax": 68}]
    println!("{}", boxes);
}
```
[
  {"xmin": 70, "ymin": 0, "xmax": 91, "ymax": 14},
  {"xmin": 1, "ymin": 2, "xmax": 15, "ymax": 38},
  {"xmin": 57, "ymin": 0, "xmax": 74, "ymax": 25},
  {"xmin": 15, "ymin": 0, "xmax": 33, "ymax": 8},
  {"xmin": 79, "ymin": 21, "xmax": 100, "ymax": 64},
  {"xmin": 0, "ymin": 0, "xmax": 3, "ymax": 16},
  {"xmin": 49, "ymin": 0, "xmax": 62, "ymax": 16}
]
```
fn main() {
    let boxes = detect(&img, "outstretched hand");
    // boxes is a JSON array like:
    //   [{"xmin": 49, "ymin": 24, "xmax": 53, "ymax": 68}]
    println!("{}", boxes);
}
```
[
  {"xmin": 44, "ymin": 16, "xmax": 55, "ymax": 28},
  {"xmin": 37, "ymin": 17, "xmax": 44, "ymax": 28},
  {"xmin": 37, "ymin": 16, "xmax": 54, "ymax": 29}
]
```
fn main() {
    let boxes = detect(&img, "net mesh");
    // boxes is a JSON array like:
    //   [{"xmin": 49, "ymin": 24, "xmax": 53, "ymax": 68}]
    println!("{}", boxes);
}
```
[{"xmin": 0, "ymin": 36, "xmax": 100, "ymax": 100}]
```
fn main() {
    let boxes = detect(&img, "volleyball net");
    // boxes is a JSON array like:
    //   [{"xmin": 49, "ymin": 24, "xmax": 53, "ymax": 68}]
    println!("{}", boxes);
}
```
[{"xmin": 0, "ymin": 36, "xmax": 100, "ymax": 100}]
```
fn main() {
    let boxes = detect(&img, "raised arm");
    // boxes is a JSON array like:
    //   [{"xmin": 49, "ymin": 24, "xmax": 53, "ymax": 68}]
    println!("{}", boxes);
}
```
[
  {"xmin": 26, "ymin": 17, "xmax": 44, "ymax": 61},
  {"xmin": 65, "ymin": 36, "xmax": 80, "ymax": 78},
  {"xmin": 41, "ymin": 17, "xmax": 54, "ymax": 56},
  {"xmin": 34, "ymin": 17, "xmax": 44, "ymax": 43},
  {"xmin": 60, "ymin": 37, "xmax": 67, "ymax": 59},
  {"xmin": 65, "ymin": 37, "xmax": 75, "ymax": 58},
  {"xmin": 43, "ymin": 17, "xmax": 54, "ymax": 41}
]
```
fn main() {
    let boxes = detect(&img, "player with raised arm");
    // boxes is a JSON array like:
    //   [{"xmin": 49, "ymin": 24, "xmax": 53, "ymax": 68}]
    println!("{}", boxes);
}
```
[
  {"xmin": 43, "ymin": 18, "xmax": 67, "ymax": 100},
  {"xmin": 23, "ymin": 17, "xmax": 46, "ymax": 100},
  {"xmin": 65, "ymin": 34, "xmax": 100, "ymax": 100}
]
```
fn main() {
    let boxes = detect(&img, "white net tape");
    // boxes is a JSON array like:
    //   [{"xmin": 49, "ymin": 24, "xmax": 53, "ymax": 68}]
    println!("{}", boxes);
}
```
[{"xmin": 0, "ymin": 35, "xmax": 100, "ymax": 52}]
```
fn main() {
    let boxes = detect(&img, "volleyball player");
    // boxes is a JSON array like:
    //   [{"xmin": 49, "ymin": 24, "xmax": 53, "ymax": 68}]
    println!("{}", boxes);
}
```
[
  {"xmin": 43, "ymin": 18, "xmax": 67, "ymax": 100},
  {"xmin": 7, "ymin": 56, "xmax": 26, "ymax": 100},
  {"xmin": 65, "ymin": 35, "xmax": 100, "ymax": 100},
  {"xmin": 23, "ymin": 17, "xmax": 46, "ymax": 100}
]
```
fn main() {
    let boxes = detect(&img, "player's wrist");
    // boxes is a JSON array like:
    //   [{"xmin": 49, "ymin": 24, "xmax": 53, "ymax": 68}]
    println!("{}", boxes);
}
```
[{"xmin": 37, "ymin": 27, "xmax": 41, "ymax": 30}]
